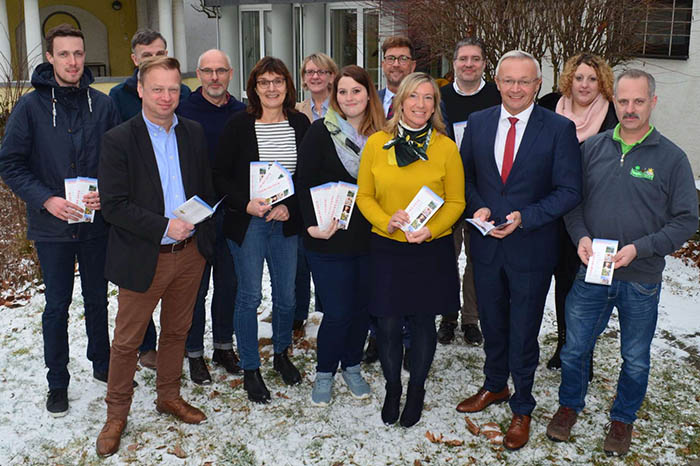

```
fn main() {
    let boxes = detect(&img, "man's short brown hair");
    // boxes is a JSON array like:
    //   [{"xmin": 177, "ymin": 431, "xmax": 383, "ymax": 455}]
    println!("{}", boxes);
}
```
[
  {"xmin": 45, "ymin": 24, "xmax": 84, "ymax": 55},
  {"xmin": 381, "ymin": 36, "xmax": 414, "ymax": 58},
  {"xmin": 138, "ymin": 56, "xmax": 181, "ymax": 83}
]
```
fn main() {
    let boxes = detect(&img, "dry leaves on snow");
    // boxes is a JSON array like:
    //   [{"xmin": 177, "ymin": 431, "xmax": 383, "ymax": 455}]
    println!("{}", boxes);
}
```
[
  {"xmin": 167, "ymin": 444, "xmax": 187, "ymax": 458},
  {"xmin": 425, "ymin": 431, "xmax": 464, "ymax": 446}
]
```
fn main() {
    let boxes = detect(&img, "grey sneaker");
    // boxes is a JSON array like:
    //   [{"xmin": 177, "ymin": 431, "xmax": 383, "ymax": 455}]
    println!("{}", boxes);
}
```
[
  {"xmin": 546, "ymin": 406, "xmax": 578, "ymax": 442},
  {"xmin": 603, "ymin": 420, "xmax": 633, "ymax": 456},
  {"xmin": 311, "ymin": 372, "xmax": 334, "ymax": 406},
  {"xmin": 342, "ymin": 364, "xmax": 370, "ymax": 399}
]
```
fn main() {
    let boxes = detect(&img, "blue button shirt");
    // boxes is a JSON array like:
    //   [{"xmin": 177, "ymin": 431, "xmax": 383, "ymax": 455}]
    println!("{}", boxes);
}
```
[
  {"xmin": 311, "ymin": 97, "xmax": 329, "ymax": 121},
  {"xmin": 143, "ymin": 111, "xmax": 187, "ymax": 245}
]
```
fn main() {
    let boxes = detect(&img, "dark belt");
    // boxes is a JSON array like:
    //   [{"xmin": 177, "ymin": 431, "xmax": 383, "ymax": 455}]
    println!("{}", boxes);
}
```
[{"xmin": 159, "ymin": 236, "xmax": 194, "ymax": 253}]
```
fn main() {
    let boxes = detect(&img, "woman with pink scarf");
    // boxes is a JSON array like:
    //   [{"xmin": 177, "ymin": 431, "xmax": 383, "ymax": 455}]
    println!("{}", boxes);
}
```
[{"xmin": 538, "ymin": 53, "xmax": 618, "ymax": 376}]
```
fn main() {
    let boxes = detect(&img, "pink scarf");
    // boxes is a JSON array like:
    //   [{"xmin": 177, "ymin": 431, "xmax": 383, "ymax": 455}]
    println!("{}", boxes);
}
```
[{"xmin": 556, "ymin": 93, "xmax": 609, "ymax": 143}]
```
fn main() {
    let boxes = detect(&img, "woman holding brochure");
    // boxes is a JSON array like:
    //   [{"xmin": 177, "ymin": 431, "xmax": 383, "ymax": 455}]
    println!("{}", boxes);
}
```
[
  {"xmin": 356, "ymin": 72, "xmax": 465, "ymax": 427},
  {"xmin": 213, "ymin": 57, "xmax": 310, "ymax": 403},
  {"xmin": 296, "ymin": 65, "xmax": 385, "ymax": 406},
  {"xmin": 538, "ymin": 53, "xmax": 618, "ymax": 374}
]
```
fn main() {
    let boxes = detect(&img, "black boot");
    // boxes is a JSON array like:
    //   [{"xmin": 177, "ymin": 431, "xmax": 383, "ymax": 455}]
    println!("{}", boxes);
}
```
[
  {"xmin": 188, "ymin": 356, "xmax": 212, "ymax": 385},
  {"xmin": 363, "ymin": 336, "xmax": 379, "ymax": 364},
  {"xmin": 400, "ymin": 384, "xmax": 426, "ymax": 428},
  {"xmin": 437, "ymin": 318, "xmax": 457, "ymax": 344},
  {"xmin": 381, "ymin": 383, "xmax": 402, "ymax": 425},
  {"xmin": 243, "ymin": 369, "xmax": 271, "ymax": 403},
  {"xmin": 212, "ymin": 349, "xmax": 241, "ymax": 374},
  {"xmin": 273, "ymin": 347, "xmax": 302, "ymax": 385}
]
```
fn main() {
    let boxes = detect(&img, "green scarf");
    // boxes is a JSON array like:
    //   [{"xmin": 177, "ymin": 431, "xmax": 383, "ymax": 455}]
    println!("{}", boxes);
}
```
[{"xmin": 383, "ymin": 120, "xmax": 433, "ymax": 167}]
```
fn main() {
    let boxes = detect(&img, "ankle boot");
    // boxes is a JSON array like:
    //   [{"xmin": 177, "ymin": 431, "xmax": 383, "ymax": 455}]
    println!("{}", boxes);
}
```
[
  {"xmin": 273, "ymin": 347, "xmax": 302, "ymax": 385},
  {"xmin": 400, "ymin": 384, "xmax": 426, "ymax": 428},
  {"xmin": 381, "ymin": 383, "xmax": 402, "ymax": 425},
  {"xmin": 243, "ymin": 369, "xmax": 271, "ymax": 403}
]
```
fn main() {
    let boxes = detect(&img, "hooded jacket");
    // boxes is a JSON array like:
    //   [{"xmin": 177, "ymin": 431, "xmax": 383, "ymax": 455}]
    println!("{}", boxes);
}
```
[
  {"xmin": 0, "ymin": 63, "xmax": 121, "ymax": 242},
  {"xmin": 109, "ymin": 68, "xmax": 191, "ymax": 123}
]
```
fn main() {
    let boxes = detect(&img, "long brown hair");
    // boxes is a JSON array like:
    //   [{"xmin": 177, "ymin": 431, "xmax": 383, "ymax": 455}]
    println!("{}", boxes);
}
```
[
  {"xmin": 246, "ymin": 57, "xmax": 297, "ymax": 119},
  {"xmin": 329, "ymin": 65, "xmax": 385, "ymax": 137}
]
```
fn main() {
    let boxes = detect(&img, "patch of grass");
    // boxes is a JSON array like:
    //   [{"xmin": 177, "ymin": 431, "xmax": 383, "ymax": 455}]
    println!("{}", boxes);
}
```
[
  {"xmin": 11, "ymin": 347, "xmax": 29, "ymax": 356},
  {"xmin": 219, "ymin": 441, "xmax": 258, "ymax": 465}
]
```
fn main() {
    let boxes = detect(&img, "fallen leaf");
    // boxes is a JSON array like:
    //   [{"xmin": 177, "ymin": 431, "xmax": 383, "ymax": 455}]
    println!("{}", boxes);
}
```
[
  {"xmin": 444, "ymin": 439, "xmax": 464, "ymax": 447},
  {"xmin": 204, "ymin": 462, "xmax": 213, "ymax": 466},
  {"xmin": 167, "ymin": 444, "xmax": 187, "ymax": 458},
  {"xmin": 464, "ymin": 416, "xmax": 480, "ymax": 436},
  {"xmin": 209, "ymin": 390, "xmax": 221, "ymax": 399},
  {"xmin": 167, "ymin": 426, "xmax": 177, "ymax": 432},
  {"xmin": 258, "ymin": 338, "xmax": 273, "ymax": 348},
  {"xmin": 156, "ymin": 445, "xmax": 167, "ymax": 450},
  {"xmin": 229, "ymin": 379, "xmax": 244, "ymax": 389},
  {"xmin": 425, "ymin": 431, "xmax": 443, "ymax": 443},
  {"xmin": 276, "ymin": 391, "xmax": 290, "ymax": 399},
  {"xmin": 413, "ymin": 460, "xmax": 422, "ymax": 466},
  {"xmin": 127, "ymin": 443, "xmax": 138, "ymax": 451}
]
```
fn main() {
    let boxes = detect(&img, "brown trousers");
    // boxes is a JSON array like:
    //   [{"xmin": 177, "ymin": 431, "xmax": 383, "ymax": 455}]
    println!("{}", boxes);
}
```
[
  {"xmin": 105, "ymin": 241, "xmax": 205, "ymax": 420},
  {"xmin": 446, "ymin": 219, "xmax": 479, "ymax": 325}
]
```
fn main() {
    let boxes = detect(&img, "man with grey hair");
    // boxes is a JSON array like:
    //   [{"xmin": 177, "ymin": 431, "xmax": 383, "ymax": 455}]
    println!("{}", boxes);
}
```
[
  {"xmin": 438, "ymin": 37, "xmax": 501, "ymax": 346},
  {"xmin": 176, "ymin": 48, "xmax": 245, "ymax": 385},
  {"xmin": 546, "ymin": 69, "xmax": 697, "ymax": 456},
  {"xmin": 457, "ymin": 49, "xmax": 582, "ymax": 451}
]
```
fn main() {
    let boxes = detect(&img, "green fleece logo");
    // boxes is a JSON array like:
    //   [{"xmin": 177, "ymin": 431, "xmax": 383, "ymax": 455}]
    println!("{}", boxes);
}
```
[{"xmin": 630, "ymin": 165, "xmax": 654, "ymax": 180}]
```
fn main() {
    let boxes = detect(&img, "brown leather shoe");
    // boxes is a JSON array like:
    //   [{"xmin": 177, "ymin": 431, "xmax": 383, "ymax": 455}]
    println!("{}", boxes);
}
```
[
  {"xmin": 156, "ymin": 397, "xmax": 207, "ymax": 424},
  {"xmin": 139, "ymin": 350, "xmax": 157, "ymax": 370},
  {"xmin": 96, "ymin": 418, "xmax": 126, "ymax": 457},
  {"xmin": 603, "ymin": 420, "xmax": 633, "ymax": 456},
  {"xmin": 504, "ymin": 414, "xmax": 531, "ymax": 451},
  {"xmin": 456, "ymin": 387, "xmax": 510, "ymax": 413},
  {"xmin": 546, "ymin": 406, "xmax": 578, "ymax": 442}
]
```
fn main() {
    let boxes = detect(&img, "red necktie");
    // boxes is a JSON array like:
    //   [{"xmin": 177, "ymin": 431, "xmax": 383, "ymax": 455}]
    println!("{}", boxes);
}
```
[
  {"xmin": 501, "ymin": 117, "xmax": 518, "ymax": 183},
  {"xmin": 387, "ymin": 98, "xmax": 394, "ymax": 120}
]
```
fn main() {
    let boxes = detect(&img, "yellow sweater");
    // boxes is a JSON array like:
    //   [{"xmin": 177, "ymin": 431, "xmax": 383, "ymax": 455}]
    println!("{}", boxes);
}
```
[{"xmin": 357, "ymin": 130, "xmax": 466, "ymax": 242}]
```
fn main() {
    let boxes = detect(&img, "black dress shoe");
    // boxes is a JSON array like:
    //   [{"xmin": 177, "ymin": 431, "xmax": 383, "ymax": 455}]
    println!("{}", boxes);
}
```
[
  {"xmin": 188, "ymin": 356, "xmax": 212, "ymax": 385},
  {"xmin": 363, "ymin": 336, "xmax": 379, "ymax": 364},
  {"xmin": 273, "ymin": 348, "xmax": 302, "ymax": 385},
  {"xmin": 93, "ymin": 370, "xmax": 138, "ymax": 388},
  {"xmin": 381, "ymin": 384, "xmax": 402, "ymax": 425},
  {"xmin": 437, "ymin": 320, "xmax": 457, "ymax": 344},
  {"xmin": 463, "ymin": 324, "xmax": 483, "ymax": 345},
  {"xmin": 243, "ymin": 369, "xmax": 271, "ymax": 403},
  {"xmin": 212, "ymin": 349, "xmax": 241, "ymax": 374},
  {"xmin": 46, "ymin": 388, "xmax": 68, "ymax": 417},
  {"xmin": 402, "ymin": 347, "xmax": 411, "ymax": 372},
  {"xmin": 400, "ymin": 384, "xmax": 426, "ymax": 428}
]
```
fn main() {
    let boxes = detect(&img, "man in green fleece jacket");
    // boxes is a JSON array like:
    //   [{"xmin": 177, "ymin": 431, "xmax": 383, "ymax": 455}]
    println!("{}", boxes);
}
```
[{"xmin": 545, "ymin": 69, "xmax": 698, "ymax": 457}]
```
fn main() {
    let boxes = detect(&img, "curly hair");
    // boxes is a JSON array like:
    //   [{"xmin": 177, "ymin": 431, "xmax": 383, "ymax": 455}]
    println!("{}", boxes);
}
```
[{"xmin": 558, "ymin": 53, "xmax": 614, "ymax": 102}]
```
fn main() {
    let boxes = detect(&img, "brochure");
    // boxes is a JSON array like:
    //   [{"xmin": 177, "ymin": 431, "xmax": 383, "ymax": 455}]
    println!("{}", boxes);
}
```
[
  {"xmin": 174, "ymin": 195, "xmax": 225, "ymax": 225},
  {"xmin": 64, "ymin": 177, "xmax": 98, "ymax": 224},
  {"xmin": 400, "ymin": 186, "xmax": 444, "ymax": 233},
  {"xmin": 585, "ymin": 238, "xmax": 619, "ymax": 286},
  {"xmin": 467, "ymin": 218, "xmax": 514, "ymax": 236},
  {"xmin": 250, "ymin": 161, "xmax": 294, "ymax": 205},
  {"xmin": 309, "ymin": 181, "xmax": 358, "ymax": 231}
]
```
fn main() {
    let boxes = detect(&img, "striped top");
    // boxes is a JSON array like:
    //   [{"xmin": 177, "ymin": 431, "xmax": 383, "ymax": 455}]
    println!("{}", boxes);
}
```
[{"xmin": 255, "ymin": 121, "xmax": 297, "ymax": 174}]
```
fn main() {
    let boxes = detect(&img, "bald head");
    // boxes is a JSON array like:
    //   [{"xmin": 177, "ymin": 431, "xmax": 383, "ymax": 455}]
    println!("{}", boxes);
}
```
[{"xmin": 196, "ymin": 49, "xmax": 233, "ymax": 106}]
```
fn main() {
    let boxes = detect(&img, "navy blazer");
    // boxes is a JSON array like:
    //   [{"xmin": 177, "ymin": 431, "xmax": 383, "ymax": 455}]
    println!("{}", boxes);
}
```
[{"xmin": 461, "ymin": 104, "xmax": 582, "ymax": 271}]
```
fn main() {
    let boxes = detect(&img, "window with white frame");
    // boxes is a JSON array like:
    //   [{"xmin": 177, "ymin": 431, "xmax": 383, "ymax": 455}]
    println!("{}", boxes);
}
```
[
  {"xmin": 635, "ymin": 0, "xmax": 693, "ymax": 59},
  {"xmin": 239, "ymin": 5, "xmax": 272, "ymax": 98}
]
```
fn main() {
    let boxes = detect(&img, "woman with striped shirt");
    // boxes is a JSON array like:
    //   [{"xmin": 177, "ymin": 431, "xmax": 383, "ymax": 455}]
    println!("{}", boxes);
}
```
[{"xmin": 214, "ymin": 57, "xmax": 310, "ymax": 403}]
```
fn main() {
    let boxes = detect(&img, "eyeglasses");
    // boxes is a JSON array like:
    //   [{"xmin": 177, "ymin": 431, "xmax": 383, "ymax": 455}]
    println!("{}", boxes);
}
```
[
  {"xmin": 304, "ymin": 69, "xmax": 330, "ymax": 77},
  {"xmin": 497, "ymin": 78, "xmax": 540, "ymax": 87},
  {"xmin": 384, "ymin": 55, "xmax": 412, "ymax": 65},
  {"xmin": 257, "ymin": 78, "xmax": 286, "ymax": 89},
  {"xmin": 199, "ymin": 67, "xmax": 231, "ymax": 76}
]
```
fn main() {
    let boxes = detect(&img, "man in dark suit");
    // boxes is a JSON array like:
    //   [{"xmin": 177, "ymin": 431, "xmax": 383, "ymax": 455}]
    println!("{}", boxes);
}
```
[
  {"xmin": 95, "ymin": 56, "xmax": 215, "ymax": 457},
  {"xmin": 456, "ymin": 50, "xmax": 582, "ymax": 450}
]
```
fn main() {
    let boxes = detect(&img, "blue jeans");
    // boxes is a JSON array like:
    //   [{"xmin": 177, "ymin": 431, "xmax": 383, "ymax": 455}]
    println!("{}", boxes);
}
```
[
  {"xmin": 186, "ymin": 213, "xmax": 237, "ymax": 357},
  {"xmin": 295, "ymin": 236, "xmax": 321, "ymax": 320},
  {"xmin": 227, "ymin": 217, "xmax": 297, "ymax": 370},
  {"xmin": 559, "ymin": 268, "xmax": 661, "ymax": 424},
  {"xmin": 35, "ymin": 237, "xmax": 110, "ymax": 389},
  {"xmin": 307, "ymin": 251, "xmax": 369, "ymax": 373}
]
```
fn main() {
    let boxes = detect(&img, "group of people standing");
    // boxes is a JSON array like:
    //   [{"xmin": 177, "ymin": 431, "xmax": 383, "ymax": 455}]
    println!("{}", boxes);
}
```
[{"xmin": 0, "ymin": 23, "xmax": 697, "ymax": 460}]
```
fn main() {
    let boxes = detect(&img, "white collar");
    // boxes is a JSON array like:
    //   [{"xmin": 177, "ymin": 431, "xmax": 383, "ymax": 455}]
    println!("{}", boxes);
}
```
[
  {"xmin": 499, "ymin": 102, "xmax": 535, "ymax": 124},
  {"xmin": 453, "ymin": 78, "xmax": 486, "ymax": 97}
]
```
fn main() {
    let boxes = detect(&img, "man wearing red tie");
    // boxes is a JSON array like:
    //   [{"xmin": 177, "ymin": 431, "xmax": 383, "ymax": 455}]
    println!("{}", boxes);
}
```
[{"xmin": 456, "ymin": 50, "xmax": 582, "ymax": 450}]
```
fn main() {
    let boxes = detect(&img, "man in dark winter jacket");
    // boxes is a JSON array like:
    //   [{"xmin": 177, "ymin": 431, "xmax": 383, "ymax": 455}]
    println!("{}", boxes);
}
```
[
  {"xmin": 176, "ymin": 48, "xmax": 245, "ymax": 385},
  {"xmin": 0, "ymin": 24, "xmax": 121, "ymax": 417}
]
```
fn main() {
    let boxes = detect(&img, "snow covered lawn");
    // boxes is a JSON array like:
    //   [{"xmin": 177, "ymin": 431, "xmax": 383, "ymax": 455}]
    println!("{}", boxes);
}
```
[{"xmin": 1, "ymin": 256, "xmax": 698, "ymax": 465}]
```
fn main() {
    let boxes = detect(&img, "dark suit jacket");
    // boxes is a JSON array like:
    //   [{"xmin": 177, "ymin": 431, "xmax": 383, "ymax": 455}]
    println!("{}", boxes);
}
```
[
  {"xmin": 461, "ymin": 104, "xmax": 582, "ymax": 271},
  {"xmin": 99, "ymin": 113, "xmax": 216, "ymax": 292}
]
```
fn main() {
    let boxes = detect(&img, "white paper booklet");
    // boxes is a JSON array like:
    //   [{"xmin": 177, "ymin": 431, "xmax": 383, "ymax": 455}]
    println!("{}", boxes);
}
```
[
  {"xmin": 467, "ymin": 218, "xmax": 514, "ymax": 236},
  {"xmin": 64, "ymin": 177, "xmax": 98, "ymax": 224},
  {"xmin": 585, "ymin": 238, "xmax": 619, "ymax": 285},
  {"xmin": 174, "ymin": 195, "xmax": 225, "ymax": 225},
  {"xmin": 400, "ymin": 186, "xmax": 444, "ymax": 233},
  {"xmin": 250, "ymin": 161, "xmax": 294, "ymax": 205},
  {"xmin": 310, "ymin": 181, "xmax": 358, "ymax": 231}
]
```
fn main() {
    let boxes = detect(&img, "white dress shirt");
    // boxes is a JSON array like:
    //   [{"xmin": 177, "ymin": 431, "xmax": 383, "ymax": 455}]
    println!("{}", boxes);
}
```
[
  {"xmin": 453, "ymin": 77, "xmax": 486, "ymax": 97},
  {"xmin": 493, "ymin": 103, "xmax": 535, "ymax": 176}
]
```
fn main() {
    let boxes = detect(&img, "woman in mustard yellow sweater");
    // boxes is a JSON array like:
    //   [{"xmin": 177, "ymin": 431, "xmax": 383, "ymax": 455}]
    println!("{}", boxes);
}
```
[{"xmin": 356, "ymin": 72, "xmax": 465, "ymax": 428}]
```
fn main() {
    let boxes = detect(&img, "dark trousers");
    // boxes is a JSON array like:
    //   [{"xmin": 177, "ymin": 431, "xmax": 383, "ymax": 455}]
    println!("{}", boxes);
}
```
[
  {"xmin": 35, "ymin": 237, "xmax": 110, "ymax": 390},
  {"xmin": 553, "ymin": 221, "xmax": 580, "ymax": 336},
  {"xmin": 295, "ymin": 237, "xmax": 321, "ymax": 321},
  {"xmin": 139, "ymin": 319, "xmax": 157, "ymax": 353},
  {"xmin": 307, "ymin": 251, "xmax": 370, "ymax": 373},
  {"xmin": 473, "ymin": 249, "xmax": 552, "ymax": 416},
  {"xmin": 376, "ymin": 314, "xmax": 437, "ymax": 390},
  {"xmin": 186, "ymin": 214, "xmax": 236, "ymax": 357},
  {"xmin": 443, "ymin": 219, "xmax": 479, "ymax": 326}
]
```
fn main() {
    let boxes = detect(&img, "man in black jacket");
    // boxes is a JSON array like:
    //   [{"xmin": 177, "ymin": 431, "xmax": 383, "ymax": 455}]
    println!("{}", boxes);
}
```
[
  {"xmin": 96, "ymin": 56, "xmax": 215, "ymax": 457},
  {"xmin": 0, "ymin": 24, "xmax": 120, "ymax": 418}
]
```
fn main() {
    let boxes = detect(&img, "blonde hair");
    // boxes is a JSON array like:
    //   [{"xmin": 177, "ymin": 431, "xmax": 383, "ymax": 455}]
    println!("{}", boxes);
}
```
[
  {"xmin": 558, "ymin": 53, "xmax": 614, "ymax": 102},
  {"xmin": 300, "ymin": 53, "xmax": 339, "ymax": 91},
  {"xmin": 384, "ymin": 72, "xmax": 446, "ymax": 136}
]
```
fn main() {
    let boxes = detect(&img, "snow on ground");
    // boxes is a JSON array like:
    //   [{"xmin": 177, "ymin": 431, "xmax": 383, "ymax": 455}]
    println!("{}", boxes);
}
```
[{"xmin": 0, "ymin": 256, "xmax": 699, "ymax": 465}]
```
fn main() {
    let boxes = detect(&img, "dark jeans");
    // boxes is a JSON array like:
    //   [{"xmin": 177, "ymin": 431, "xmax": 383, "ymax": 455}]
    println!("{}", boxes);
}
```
[
  {"xmin": 186, "ymin": 213, "xmax": 237, "ymax": 357},
  {"xmin": 35, "ymin": 237, "xmax": 110, "ymax": 390},
  {"xmin": 307, "ymin": 251, "xmax": 369, "ymax": 373},
  {"xmin": 376, "ymin": 314, "xmax": 437, "ymax": 389},
  {"xmin": 295, "ymin": 236, "xmax": 321, "ymax": 321}
]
